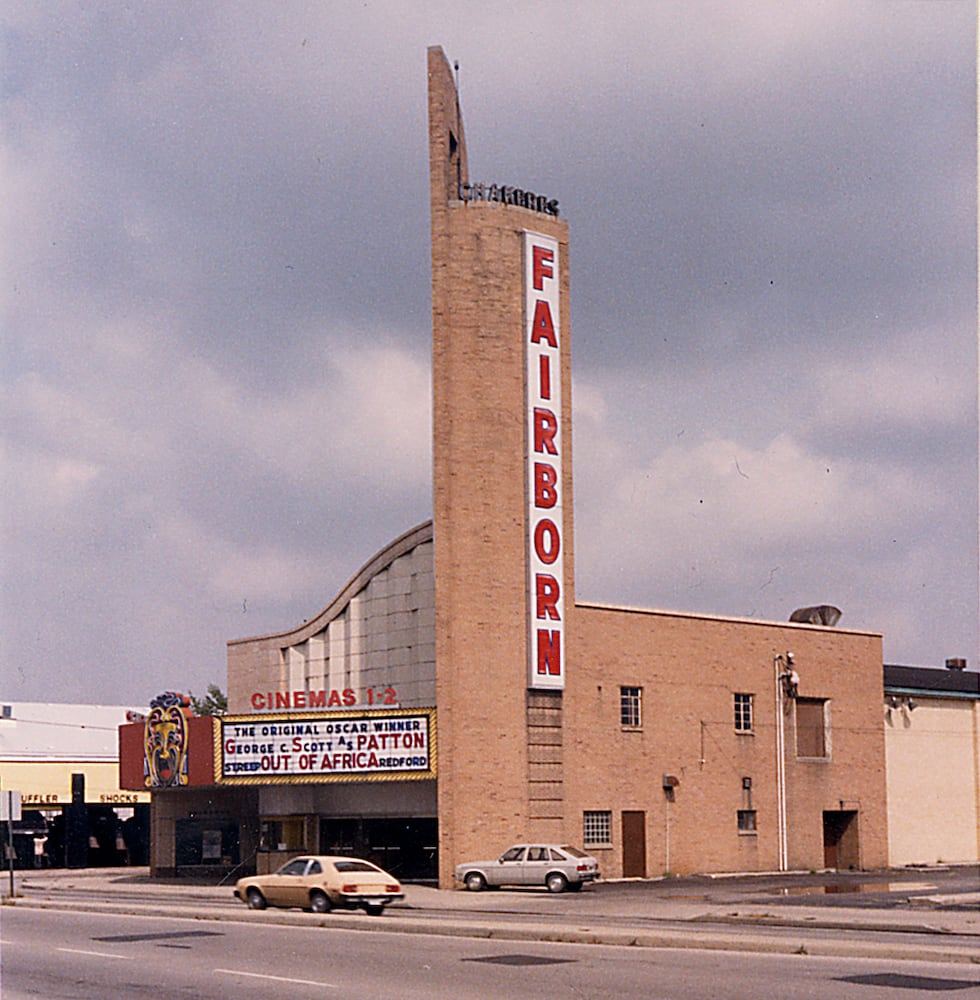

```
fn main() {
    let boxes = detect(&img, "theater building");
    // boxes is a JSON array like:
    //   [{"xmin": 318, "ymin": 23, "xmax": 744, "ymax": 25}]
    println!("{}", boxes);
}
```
[{"xmin": 120, "ymin": 47, "xmax": 888, "ymax": 884}]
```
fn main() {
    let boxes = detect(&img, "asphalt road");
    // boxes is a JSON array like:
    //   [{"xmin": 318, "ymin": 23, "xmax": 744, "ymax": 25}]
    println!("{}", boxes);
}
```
[{"xmin": 3, "ymin": 906, "xmax": 979, "ymax": 1000}]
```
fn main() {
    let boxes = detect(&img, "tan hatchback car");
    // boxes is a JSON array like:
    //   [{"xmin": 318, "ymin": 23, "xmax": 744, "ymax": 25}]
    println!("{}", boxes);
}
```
[{"xmin": 234, "ymin": 855, "xmax": 404, "ymax": 916}]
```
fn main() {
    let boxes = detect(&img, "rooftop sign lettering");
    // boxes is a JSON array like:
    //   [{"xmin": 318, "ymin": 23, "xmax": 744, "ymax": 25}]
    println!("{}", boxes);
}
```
[{"xmin": 459, "ymin": 182, "xmax": 559, "ymax": 217}]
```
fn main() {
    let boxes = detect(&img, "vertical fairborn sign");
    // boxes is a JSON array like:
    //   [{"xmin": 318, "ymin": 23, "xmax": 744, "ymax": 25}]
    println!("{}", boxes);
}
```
[{"xmin": 524, "ymin": 231, "xmax": 564, "ymax": 690}]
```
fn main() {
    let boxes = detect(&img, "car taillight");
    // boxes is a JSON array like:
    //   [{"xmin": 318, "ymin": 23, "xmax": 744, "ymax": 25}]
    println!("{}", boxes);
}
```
[
  {"xmin": 342, "ymin": 883, "xmax": 358, "ymax": 893},
  {"xmin": 577, "ymin": 864, "xmax": 589, "ymax": 872},
  {"xmin": 385, "ymin": 884, "xmax": 399, "ymax": 892}
]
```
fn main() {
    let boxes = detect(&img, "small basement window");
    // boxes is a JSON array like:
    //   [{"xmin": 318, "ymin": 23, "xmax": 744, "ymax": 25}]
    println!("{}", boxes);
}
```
[{"xmin": 583, "ymin": 810, "xmax": 612, "ymax": 847}]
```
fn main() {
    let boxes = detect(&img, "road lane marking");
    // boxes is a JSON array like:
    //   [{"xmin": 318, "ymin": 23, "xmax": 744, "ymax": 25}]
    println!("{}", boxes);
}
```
[
  {"xmin": 215, "ymin": 969, "xmax": 339, "ymax": 988},
  {"xmin": 58, "ymin": 948, "xmax": 130, "ymax": 960}
]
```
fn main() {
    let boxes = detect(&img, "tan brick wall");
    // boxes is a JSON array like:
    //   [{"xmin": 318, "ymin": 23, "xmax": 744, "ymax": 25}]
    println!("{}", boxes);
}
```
[{"xmin": 564, "ymin": 605, "xmax": 888, "ymax": 875}]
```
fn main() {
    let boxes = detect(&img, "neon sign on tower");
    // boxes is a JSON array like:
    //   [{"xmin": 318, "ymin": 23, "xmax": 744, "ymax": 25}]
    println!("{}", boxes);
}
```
[{"xmin": 524, "ymin": 231, "xmax": 564, "ymax": 690}]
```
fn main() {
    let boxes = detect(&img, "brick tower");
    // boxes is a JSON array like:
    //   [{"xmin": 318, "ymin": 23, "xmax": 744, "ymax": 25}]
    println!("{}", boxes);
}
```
[{"xmin": 428, "ymin": 46, "xmax": 575, "ymax": 887}]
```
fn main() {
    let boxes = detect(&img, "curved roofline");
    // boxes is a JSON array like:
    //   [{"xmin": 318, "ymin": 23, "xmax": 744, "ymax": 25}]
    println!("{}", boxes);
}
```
[{"xmin": 227, "ymin": 520, "xmax": 433, "ymax": 648}]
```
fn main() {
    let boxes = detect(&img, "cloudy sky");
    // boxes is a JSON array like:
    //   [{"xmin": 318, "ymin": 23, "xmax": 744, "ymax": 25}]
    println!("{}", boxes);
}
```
[{"xmin": 2, "ymin": 1, "xmax": 976, "ymax": 706}]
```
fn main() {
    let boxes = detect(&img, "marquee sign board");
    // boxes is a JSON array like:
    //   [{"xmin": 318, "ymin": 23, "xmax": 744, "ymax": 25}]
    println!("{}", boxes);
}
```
[
  {"xmin": 524, "ymin": 230, "xmax": 564, "ymax": 690},
  {"xmin": 218, "ymin": 709, "xmax": 436, "ymax": 784}
]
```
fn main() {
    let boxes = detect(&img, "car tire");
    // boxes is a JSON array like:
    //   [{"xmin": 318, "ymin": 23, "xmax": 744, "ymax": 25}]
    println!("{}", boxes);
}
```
[
  {"xmin": 546, "ymin": 872, "xmax": 568, "ymax": 894},
  {"xmin": 364, "ymin": 903, "xmax": 384, "ymax": 916},
  {"xmin": 567, "ymin": 881, "xmax": 584, "ymax": 892},
  {"xmin": 464, "ymin": 872, "xmax": 486, "ymax": 892},
  {"xmin": 246, "ymin": 888, "xmax": 267, "ymax": 910},
  {"xmin": 309, "ymin": 890, "xmax": 332, "ymax": 914}
]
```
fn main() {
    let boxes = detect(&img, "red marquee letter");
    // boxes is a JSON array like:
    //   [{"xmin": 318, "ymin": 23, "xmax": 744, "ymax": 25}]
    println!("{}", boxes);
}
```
[
  {"xmin": 536, "ymin": 629, "xmax": 561, "ymax": 675},
  {"xmin": 534, "ymin": 518, "xmax": 561, "ymax": 564},
  {"xmin": 530, "ymin": 299, "xmax": 558, "ymax": 348},
  {"xmin": 534, "ymin": 462, "xmax": 558, "ymax": 508},
  {"xmin": 533, "ymin": 408, "xmax": 558, "ymax": 455},
  {"xmin": 535, "ymin": 573, "xmax": 561, "ymax": 621},
  {"xmin": 538, "ymin": 354, "xmax": 552, "ymax": 400},
  {"xmin": 532, "ymin": 245, "xmax": 554, "ymax": 290}
]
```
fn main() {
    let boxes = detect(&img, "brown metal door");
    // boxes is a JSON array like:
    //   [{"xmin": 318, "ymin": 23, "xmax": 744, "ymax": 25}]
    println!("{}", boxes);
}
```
[{"xmin": 621, "ymin": 811, "xmax": 646, "ymax": 877}]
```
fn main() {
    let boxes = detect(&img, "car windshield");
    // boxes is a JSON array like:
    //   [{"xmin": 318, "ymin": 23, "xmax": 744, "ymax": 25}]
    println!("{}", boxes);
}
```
[
  {"xmin": 560, "ymin": 845, "xmax": 588, "ymax": 858},
  {"xmin": 333, "ymin": 860, "xmax": 381, "ymax": 873}
]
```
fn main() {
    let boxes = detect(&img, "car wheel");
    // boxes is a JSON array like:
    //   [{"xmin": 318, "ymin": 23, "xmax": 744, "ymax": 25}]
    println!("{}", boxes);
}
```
[
  {"xmin": 464, "ymin": 872, "xmax": 486, "ymax": 892},
  {"xmin": 364, "ymin": 903, "xmax": 384, "ymax": 916},
  {"xmin": 546, "ymin": 872, "xmax": 568, "ymax": 894},
  {"xmin": 245, "ymin": 888, "xmax": 267, "ymax": 910},
  {"xmin": 309, "ymin": 890, "xmax": 332, "ymax": 914}
]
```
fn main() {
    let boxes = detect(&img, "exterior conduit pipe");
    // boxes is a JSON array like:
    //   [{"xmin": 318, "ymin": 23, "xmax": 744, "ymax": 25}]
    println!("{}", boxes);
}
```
[{"xmin": 774, "ymin": 654, "xmax": 789, "ymax": 872}]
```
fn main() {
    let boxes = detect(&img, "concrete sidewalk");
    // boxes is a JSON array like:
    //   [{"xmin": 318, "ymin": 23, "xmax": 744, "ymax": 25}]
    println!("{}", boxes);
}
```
[{"xmin": 5, "ymin": 866, "xmax": 979, "ymax": 964}]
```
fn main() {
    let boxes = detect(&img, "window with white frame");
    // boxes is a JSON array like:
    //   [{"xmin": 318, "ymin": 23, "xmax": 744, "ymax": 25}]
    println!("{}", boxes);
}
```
[
  {"xmin": 583, "ymin": 810, "xmax": 612, "ymax": 846},
  {"xmin": 620, "ymin": 686, "xmax": 642, "ymax": 728},
  {"xmin": 734, "ymin": 692, "xmax": 753, "ymax": 733}
]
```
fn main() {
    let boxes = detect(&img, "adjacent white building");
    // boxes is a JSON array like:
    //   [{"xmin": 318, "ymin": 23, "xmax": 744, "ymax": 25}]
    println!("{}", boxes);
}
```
[{"xmin": 883, "ymin": 663, "xmax": 980, "ymax": 866}]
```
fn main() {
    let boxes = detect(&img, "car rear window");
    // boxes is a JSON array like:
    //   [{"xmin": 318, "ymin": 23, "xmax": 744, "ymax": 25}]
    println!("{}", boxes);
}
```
[{"xmin": 333, "ymin": 861, "xmax": 379, "ymax": 873}]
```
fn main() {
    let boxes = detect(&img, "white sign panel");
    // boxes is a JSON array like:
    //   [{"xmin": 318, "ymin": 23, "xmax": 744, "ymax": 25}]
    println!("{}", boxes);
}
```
[
  {"xmin": 524, "ymin": 230, "xmax": 564, "ymax": 690},
  {"xmin": 220, "ymin": 711, "xmax": 434, "ymax": 782},
  {"xmin": 0, "ymin": 791, "xmax": 21, "ymax": 822}
]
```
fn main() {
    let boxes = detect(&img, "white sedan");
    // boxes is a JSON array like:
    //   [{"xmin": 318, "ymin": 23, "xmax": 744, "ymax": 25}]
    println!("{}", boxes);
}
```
[{"xmin": 455, "ymin": 843, "xmax": 600, "ymax": 893}]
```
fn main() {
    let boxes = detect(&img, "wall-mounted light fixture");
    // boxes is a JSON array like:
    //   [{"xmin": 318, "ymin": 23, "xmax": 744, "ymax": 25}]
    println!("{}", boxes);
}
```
[
  {"xmin": 775, "ymin": 652, "xmax": 799, "ymax": 699},
  {"xmin": 885, "ymin": 695, "xmax": 917, "ymax": 718}
]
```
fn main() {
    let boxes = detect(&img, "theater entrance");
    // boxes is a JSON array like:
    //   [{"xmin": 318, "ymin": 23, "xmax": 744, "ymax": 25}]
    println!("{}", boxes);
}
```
[{"xmin": 320, "ymin": 816, "xmax": 438, "ymax": 882}]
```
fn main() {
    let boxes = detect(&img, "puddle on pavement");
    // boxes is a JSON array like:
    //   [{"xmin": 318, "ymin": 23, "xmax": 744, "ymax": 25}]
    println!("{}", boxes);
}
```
[{"xmin": 768, "ymin": 881, "xmax": 937, "ymax": 897}]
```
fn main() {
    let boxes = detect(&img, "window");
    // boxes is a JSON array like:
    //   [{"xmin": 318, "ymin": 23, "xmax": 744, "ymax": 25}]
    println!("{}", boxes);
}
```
[
  {"xmin": 583, "ymin": 810, "xmax": 612, "ymax": 846},
  {"xmin": 796, "ymin": 698, "xmax": 829, "ymax": 758},
  {"xmin": 734, "ymin": 693, "xmax": 753, "ymax": 732},
  {"xmin": 737, "ymin": 810, "xmax": 757, "ymax": 834},
  {"xmin": 620, "ymin": 686, "xmax": 642, "ymax": 728},
  {"xmin": 260, "ymin": 817, "xmax": 305, "ymax": 852}
]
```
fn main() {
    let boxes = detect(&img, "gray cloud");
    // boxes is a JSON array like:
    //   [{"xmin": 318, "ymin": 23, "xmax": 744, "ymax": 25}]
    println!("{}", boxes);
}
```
[{"xmin": 1, "ymin": 1, "xmax": 975, "ymax": 704}]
